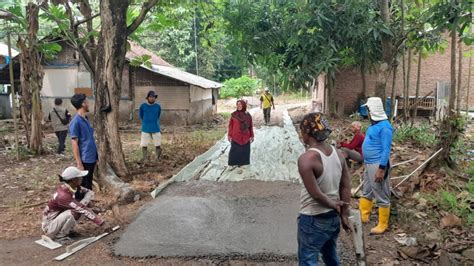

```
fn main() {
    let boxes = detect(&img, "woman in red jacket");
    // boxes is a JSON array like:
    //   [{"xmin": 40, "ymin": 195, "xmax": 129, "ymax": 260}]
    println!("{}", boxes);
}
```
[
  {"xmin": 228, "ymin": 100, "xmax": 254, "ymax": 166},
  {"xmin": 338, "ymin": 121, "xmax": 365, "ymax": 163}
]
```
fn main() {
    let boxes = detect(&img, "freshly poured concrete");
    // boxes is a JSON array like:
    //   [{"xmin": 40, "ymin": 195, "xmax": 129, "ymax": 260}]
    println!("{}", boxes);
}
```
[{"xmin": 115, "ymin": 180, "xmax": 301, "ymax": 258}]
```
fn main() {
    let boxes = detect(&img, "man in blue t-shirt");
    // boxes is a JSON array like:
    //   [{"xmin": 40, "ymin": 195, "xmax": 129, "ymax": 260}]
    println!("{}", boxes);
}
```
[
  {"xmin": 359, "ymin": 97, "xmax": 393, "ymax": 235},
  {"xmin": 69, "ymin": 93, "xmax": 98, "ymax": 200},
  {"xmin": 139, "ymin": 90, "xmax": 162, "ymax": 163}
]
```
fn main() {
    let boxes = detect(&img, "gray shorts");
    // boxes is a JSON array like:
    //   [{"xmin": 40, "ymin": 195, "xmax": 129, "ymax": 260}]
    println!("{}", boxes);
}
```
[{"xmin": 362, "ymin": 163, "xmax": 391, "ymax": 207}]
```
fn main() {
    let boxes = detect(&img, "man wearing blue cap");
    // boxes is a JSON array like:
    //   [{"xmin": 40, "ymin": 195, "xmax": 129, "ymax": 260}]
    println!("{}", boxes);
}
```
[{"xmin": 139, "ymin": 90, "xmax": 162, "ymax": 163}]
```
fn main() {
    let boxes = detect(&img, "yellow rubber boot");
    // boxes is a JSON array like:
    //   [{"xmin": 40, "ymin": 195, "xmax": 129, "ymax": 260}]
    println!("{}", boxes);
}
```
[
  {"xmin": 371, "ymin": 207, "xmax": 390, "ymax": 234},
  {"xmin": 359, "ymin": 197, "xmax": 373, "ymax": 223}
]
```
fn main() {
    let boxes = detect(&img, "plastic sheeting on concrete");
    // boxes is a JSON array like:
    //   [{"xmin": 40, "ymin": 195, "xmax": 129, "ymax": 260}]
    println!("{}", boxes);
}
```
[{"xmin": 151, "ymin": 108, "xmax": 304, "ymax": 198}]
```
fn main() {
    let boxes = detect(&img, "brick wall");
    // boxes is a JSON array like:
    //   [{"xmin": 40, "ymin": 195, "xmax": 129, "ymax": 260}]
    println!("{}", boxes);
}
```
[{"xmin": 335, "ymin": 40, "xmax": 473, "ymax": 114}]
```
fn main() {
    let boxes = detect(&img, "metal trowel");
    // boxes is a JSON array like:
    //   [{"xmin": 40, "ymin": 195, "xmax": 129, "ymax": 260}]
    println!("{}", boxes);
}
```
[{"xmin": 35, "ymin": 235, "xmax": 63, "ymax": 250}]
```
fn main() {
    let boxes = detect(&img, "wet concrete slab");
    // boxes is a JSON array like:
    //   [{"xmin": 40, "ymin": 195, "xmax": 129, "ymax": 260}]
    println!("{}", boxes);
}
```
[{"xmin": 115, "ymin": 180, "xmax": 301, "ymax": 259}]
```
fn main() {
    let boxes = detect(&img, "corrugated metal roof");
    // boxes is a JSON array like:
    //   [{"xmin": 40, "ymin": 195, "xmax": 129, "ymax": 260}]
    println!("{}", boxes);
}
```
[
  {"xmin": 125, "ymin": 41, "xmax": 221, "ymax": 89},
  {"xmin": 147, "ymin": 64, "xmax": 222, "ymax": 89}
]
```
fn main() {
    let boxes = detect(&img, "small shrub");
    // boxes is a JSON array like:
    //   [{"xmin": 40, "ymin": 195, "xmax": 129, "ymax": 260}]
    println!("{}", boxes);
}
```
[
  {"xmin": 394, "ymin": 123, "xmax": 437, "ymax": 148},
  {"xmin": 220, "ymin": 76, "xmax": 261, "ymax": 99},
  {"xmin": 427, "ymin": 187, "xmax": 474, "ymax": 225}
]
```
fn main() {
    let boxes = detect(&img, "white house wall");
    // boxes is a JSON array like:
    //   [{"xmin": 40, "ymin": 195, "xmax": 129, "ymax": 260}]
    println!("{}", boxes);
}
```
[
  {"xmin": 135, "ymin": 85, "xmax": 190, "ymax": 110},
  {"xmin": 190, "ymin": 85, "xmax": 212, "ymax": 102},
  {"xmin": 42, "ymin": 67, "xmax": 80, "ymax": 97}
]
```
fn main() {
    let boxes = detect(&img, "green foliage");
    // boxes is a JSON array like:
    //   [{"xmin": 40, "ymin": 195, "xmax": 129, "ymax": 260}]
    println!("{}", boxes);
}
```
[
  {"xmin": 220, "ymin": 76, "xmax": 260, "ymax": 99},
  {"xmin": 467, "ymin": 162, "xmax": 474, "ymax": 179},
  {"xmin": 129, "ymin": 54, "xmax": 152, "ymax": 68},
  {"xmin": 394, "ymin": 123, "xmax": 437, "ymax": 148},
  {"xmin": 430, "ymin": 187, "xmax": 474, "ymax": 225},
  {"xmin": 446, "ymin": 115, "xmax": 468, "ymax": 163},
  {"xmin": 222, "ymin": 1, "xmax": 385, "ymax": 92}
]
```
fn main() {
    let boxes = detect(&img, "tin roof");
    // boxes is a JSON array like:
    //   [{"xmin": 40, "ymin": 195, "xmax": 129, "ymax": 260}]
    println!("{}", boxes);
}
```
[{"xmin": 145, "ymin": 64, "xmax": 222, "ymax": 89}]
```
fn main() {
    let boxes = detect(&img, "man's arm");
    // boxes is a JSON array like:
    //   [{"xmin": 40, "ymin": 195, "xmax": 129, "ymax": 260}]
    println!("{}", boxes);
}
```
[
  {"xmin": 379, "ymin": 127, "xmax": 393, "ymax": 169},
  {"xmin": 259, "ymin": 96, "xmax": 263, "ymax": 109},
  {"xmin": 271, "ymin": 96, "xmax": 275, "ymax": 109},
  {"xmin": 139, "ymin": 104, "xmax": 144, "ymax": 120},
  {"xmin": 340, "ymin": 134, "xmax": 362, "ymax": 150},
  {"xmin": 298, "ymin": 153, "xmax": 339, "ymax": 210},
  {"xmin": 249, "ymin": 115, "xmax": 254, "ymax": 140},
  {"xmin": 56, "ymin": 193, "xmax": 104, "ymax": 225},
  {"xmin": 337, "ymin": 151, "xmax": 351, "ymax": 216},
  {"xmin": 228, "ymin": 118, "xmax": 233, "ymax": 141},
  {"xmin": 71, "ymin": 138, "xmax": 83, "ymax": 170},
  {"xmin": 69, "ymin": 120, "xmax": 83, "ymax": 169}
]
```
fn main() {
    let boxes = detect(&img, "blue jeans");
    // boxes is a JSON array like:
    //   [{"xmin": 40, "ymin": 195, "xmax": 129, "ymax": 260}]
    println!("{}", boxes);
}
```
[{"xmin": 297, "ymin": 211, "xmax": 340, "ymax": 266}]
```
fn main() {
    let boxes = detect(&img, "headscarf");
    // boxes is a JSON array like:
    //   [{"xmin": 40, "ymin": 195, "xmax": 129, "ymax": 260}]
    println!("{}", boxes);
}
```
[
  {"xmin": 231, "ymin": 100, "xmax": 252, "ymax": 132},
  {"xmin": 299, "ymin": 112, "xmax": 332, "ymax": 142}
]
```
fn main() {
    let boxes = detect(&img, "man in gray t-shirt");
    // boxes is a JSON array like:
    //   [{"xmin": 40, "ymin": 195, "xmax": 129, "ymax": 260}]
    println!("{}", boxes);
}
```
[{"xmin": 47, "ymin": 98, "xmax": 71, "ymax": 154}]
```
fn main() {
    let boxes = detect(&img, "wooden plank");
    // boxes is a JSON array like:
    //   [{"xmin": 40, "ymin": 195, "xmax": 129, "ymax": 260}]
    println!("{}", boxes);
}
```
[
  {"xmin": 349, "ymin": 209, "xmax": 367, "ymax": 266},
  {"xmin": 74, "ymin": 87, "xmax": 92, "ymax": 97}
]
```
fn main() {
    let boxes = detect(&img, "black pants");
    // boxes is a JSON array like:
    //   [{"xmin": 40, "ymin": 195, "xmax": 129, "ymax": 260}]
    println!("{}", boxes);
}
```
[
  {"xmin": 228, "ymin": 141, "xmax": 251, "ymax": 166},
  {"xmin": 263, "ymin": 108, "xmax": 271, "ymax": 124},
  {"xmin": 75, "ymin": 162, "xmax": 96, "ymax": 200},
  {"xmin": 55, "ymin": 130, "xmax": 68, "ymax": 154}
]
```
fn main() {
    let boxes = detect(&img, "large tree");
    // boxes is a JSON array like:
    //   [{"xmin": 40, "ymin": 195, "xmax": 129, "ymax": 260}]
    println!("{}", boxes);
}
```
[
  {"xmin": 428, "ymin": 0, "xmax": 472, "ymax": 167},
  {"xmin": 1, "ymin": 0, "xmax": 61, "ymax": 154},
  {"xmin": 41, "ymin": 0, "xmax": 159, "ymax": 201}
]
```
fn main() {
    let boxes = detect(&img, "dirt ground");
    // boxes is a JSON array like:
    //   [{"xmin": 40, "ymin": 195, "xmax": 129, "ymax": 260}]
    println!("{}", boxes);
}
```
[{"xmin": 0, "ymin": 103, "xmax": 473, "ymax": 265}]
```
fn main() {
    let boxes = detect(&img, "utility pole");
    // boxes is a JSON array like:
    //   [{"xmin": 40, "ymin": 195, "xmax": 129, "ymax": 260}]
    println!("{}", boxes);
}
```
[{"xmin": 7, "ymin": 31, "xmax": 19, "ymax": 160}]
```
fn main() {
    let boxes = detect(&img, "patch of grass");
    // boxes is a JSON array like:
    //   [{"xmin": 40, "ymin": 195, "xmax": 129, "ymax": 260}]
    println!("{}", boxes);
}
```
[
  {"xmin": 394, "ymin": 123, "xmax": 437, "ymax": 148},
  {"xmin": 7, "ymin": 145, "xmax": 33, "ymax": 160},
  {"xmin": 191, "ymin": 129, "xmax": 226, "ymax": 144},
  {"xmin": 426, "ymin": 185, "xmax": 474, "ymax": 225},
  {"xmin": 220, "ymin": 112, "xmax": 231, "ymax": 120}
]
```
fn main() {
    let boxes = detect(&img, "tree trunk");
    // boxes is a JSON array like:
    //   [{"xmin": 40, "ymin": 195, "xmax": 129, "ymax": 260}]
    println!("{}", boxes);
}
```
[
  {"xmin": 94, "ymin": 0, "xmax": 130, "ymax": 180},
  {"xmin": 432, "ymin": 21, "xmax": 461, "ymax": 168},
  {"xmin": 466, "ymin": 52, "xmax": 472, "ymax": 112},
  {"xmin": 412, "ymin": 52, "xmax": 422, "ymax": 125},
  {"xmin": 404, "ymin": 49, "xmax": 412, "ymax": 121},
  {"xmin": 327, "ymin": 74, "xmax": 337, "ymax": 116},
  {"xmin": 390, "ymin": 63, "xmax": 398, "ymax": 120},
  {"xmin": 456, "ymin": 42, "xmax": 462, "ymax": 113},
  {"xmin": 360, "ymin": 65, "xmax": 367, "ymax": 98},
  {"xmin": 17, "ymin": 3, "xmax": 44, "ymax": 154},
  {"xmin": 375, "ymin": 0, "xmax": 393, "ymax": 102}
]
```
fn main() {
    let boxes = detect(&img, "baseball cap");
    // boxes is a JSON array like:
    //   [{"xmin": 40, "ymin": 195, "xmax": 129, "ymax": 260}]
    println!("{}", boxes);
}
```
[
  {"xmin": 264, "ymin": 87, "xmax": 269, "ymax": 92},
  {"xmin": 146, "ymin": 90, "xmax": 158, "ymax": 98},
  {"xmin": 60, "ymin": 167, "xmax": 88, "ymax": 181}
]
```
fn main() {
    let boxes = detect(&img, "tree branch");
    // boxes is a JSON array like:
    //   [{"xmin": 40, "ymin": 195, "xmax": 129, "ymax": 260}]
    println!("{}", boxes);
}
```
[
  {"xmin": 127, "ymin": 0, "xmax": 159, "ymax": 35},
  {"xmin": 74, "ymin": 13, "xmax": 100, "ymax": 27}
]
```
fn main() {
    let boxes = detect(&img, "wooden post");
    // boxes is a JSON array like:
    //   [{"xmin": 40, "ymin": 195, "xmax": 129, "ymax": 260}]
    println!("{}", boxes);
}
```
[
  {"xmin": 7, "ymin": 31, "xmax": 19, "ymax": 161},
  {"xmin": 349, "ymin": 209, "xmax": 367, "ymax": 266}
]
